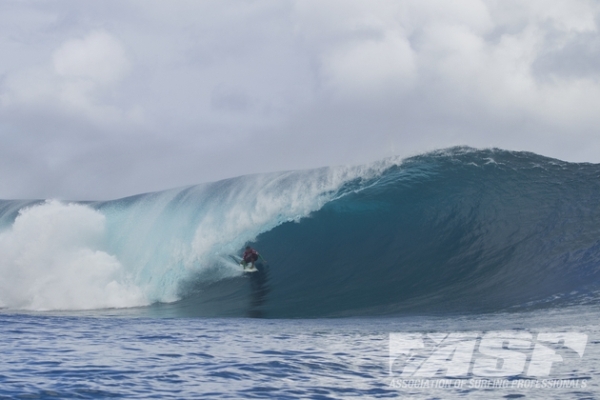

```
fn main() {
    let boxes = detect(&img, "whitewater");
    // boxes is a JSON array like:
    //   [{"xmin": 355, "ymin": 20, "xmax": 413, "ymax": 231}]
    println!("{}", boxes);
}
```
[{"xmin": 1, "ymin": 147, "xmax": 600, "ymax": 399}]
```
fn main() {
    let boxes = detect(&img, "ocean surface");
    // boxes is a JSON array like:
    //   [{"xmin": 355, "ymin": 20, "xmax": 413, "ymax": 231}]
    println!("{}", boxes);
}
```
[{"xmin": 1, "ymin": 147, "xmax": 600, "ymax": 399}]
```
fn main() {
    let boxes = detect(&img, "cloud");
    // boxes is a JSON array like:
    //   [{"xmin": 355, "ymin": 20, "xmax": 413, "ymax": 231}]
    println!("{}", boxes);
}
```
[
  {"xmin": 1, "ymin": 1, "xmax": 600, "ymax": 200},
  {"xmin": 2, "ymin": 30, "xmax": 136, "ymax": 124},
  {"xmin": 53, "ymin": 31, "xmax": 131, "ymax": 83},
  {"xmin": 322, "ymin": 30, "xmax": 416, "ymax": 99}
]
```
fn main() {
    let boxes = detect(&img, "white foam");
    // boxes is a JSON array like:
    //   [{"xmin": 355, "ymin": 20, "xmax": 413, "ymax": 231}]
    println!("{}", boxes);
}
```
[{"xmin": 0, "ymin": 200, "xmax": 146, "ymax": 310}]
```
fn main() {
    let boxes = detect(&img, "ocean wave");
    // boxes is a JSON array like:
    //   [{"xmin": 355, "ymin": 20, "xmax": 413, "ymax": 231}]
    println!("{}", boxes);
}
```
[{"xmin": 2, "ymin": 147, "xmax": 600, "ymax": 317}]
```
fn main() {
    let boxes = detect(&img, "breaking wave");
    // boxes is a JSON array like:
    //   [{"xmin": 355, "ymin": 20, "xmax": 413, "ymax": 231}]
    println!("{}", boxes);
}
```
[{"xmin": 2, "ymin": 147, "xmax": 600, "ymax": 317}]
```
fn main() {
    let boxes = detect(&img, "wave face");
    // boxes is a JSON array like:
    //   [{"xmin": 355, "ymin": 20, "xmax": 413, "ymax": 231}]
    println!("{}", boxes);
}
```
[{"xmin": 2, "ymin": 147, "xmax": 600, "ymax": 317}]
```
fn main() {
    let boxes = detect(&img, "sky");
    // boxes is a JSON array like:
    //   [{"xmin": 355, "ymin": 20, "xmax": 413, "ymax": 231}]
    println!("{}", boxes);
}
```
[{"xmin": 1, "ymin": 0, "xmax": 600, "ymax": 200}]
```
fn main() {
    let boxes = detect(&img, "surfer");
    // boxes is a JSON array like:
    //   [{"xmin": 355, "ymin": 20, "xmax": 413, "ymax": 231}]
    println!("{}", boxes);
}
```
[{"xmin": 242, "ymin": 246, "xmax": 259, "ymax": 269}]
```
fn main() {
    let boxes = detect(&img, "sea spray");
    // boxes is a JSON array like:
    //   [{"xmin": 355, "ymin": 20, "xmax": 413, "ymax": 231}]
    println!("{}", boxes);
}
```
[{"xmin": 0, "ymin": 200, "xmax": 145, "ymax": 310}]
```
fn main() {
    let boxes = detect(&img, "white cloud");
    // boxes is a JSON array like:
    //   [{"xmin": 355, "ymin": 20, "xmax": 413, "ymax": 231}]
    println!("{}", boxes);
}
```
[
  {"xmin": 404, "ymin": 0, "xmax": 493, "ymax": 34},
  {"xmin": 527, "ymin": 0, "xmax": 596, "ymax": 33},
  {"xmin": 323, "ymin": 30, "xmax": 416, "ymax": 99},
  {"xmin": 2, "ymin": 30, "xmax": 136, "ymax": 124},
  {"xmin": 1, "ymin": 1, "xmax": 600, "ymax": 200},
  {"xmin": 53, "ymin": 30, "xmax": 131, "ymax": 84},
  {"xmin": 413, "ymin": 4, "xmax": 600, "ymax": 128}
]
